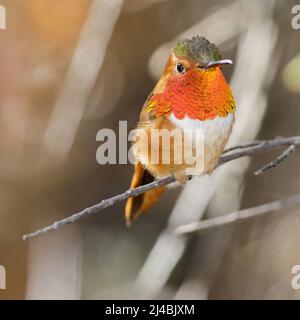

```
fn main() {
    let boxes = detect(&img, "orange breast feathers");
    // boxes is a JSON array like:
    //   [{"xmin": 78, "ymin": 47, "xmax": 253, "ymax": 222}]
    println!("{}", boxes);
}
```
[{"xmin": 147, "ymin": 67, "xmax": 235, "ymax": 121}]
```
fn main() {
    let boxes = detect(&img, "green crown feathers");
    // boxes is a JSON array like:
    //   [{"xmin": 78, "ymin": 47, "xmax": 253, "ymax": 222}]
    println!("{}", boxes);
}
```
[{"xmin": 173, "ymin": 35, "xmax": 221, "ymax": 66}]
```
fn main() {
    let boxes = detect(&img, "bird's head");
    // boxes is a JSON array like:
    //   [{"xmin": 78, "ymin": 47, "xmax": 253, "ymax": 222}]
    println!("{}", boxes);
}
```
[
  {"xmin": 150, "ymin": 36, "xmax": 235, "ymax": 120},
  {"xmin": 169, "ymin": 35, "xmax": 232, "ymax": 76}
]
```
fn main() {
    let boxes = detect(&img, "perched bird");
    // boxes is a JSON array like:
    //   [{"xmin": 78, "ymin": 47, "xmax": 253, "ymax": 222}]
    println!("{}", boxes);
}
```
[{"xmin": 125, "ymin": 35, "xmax": 235, "ymax": 225}]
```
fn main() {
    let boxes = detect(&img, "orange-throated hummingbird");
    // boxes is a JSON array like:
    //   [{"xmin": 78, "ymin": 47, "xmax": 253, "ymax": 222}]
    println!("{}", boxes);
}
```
[{"xmin": 125, "ymin": 36, "xmax": 235, "ymax": 225}]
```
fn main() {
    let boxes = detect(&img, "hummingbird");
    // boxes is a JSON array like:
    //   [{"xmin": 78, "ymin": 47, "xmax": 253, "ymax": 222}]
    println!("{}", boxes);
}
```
[{"xmin": 125, "ymin": 36, "xmax": 235, "ymax": 225}]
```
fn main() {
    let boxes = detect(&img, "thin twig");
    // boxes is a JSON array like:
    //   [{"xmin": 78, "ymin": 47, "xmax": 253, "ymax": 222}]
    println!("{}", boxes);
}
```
[
  {"xmin": 23, "ymin": 136, "xmax": 300, "ymax": 240},
  {"xmin": 219, "ymin": 136, "xmax": 300, "ymax": 165},
  {"xmin": 222, "ymin": 140, "xmax": 262, "ymax": 154},
  {"xmin": 254, "ymin": 144, "xmax": 296, "ymax": 175},
  {"xmin": 174, "ymin": 194, "xmax": 300, "ymax": 236},
  {"xmin": 23, "ymin": 176, "xmax": 175, "ymax": 240}
]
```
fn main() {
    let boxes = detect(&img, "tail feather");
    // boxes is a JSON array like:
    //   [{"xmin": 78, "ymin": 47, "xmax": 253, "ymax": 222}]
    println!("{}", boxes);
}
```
[{"xmin": 125, "ymin": 162, "xmax": 165, "ymax": 225}]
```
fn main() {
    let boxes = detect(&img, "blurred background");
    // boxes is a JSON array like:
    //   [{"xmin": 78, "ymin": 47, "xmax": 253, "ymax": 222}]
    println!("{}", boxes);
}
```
[{"xmin": 0, "ymin": 0, "xmax": 299, "ymax": 300}]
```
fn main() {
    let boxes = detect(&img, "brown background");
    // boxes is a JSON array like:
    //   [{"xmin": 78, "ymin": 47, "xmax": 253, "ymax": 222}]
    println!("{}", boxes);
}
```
[{"xmin": 0, "ymin": 0, "xmax": 299, "ymax": 299}]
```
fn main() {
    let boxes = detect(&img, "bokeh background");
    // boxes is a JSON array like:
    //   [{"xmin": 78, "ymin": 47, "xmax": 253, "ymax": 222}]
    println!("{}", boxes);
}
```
[{"xmin": 0, "ymin": 0, "xmax": 300, "ymax": 299}]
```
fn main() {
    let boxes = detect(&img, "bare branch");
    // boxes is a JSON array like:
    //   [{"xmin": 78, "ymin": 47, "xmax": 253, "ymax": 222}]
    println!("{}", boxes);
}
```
[
  {"xmin": 23, "ymin": 176, "xmax": 175, "ymax": 240},
  {"xmin": 174, "ymin": 194, "xmax": 300, "ymax": 236},
  {"xmin": 222, "ymin": 140, "xmax": 262, "ymax": 154},
  {"xmin": 23, "ymin": 136, "xmax": 300, "ymax": 240},
  {"xmin": 219, "ymin": 136, "xmax": 300, "ymax": 165},
  {"xmin": 254, "ymin": 144, "xmax": 296, "ymax": 176}
]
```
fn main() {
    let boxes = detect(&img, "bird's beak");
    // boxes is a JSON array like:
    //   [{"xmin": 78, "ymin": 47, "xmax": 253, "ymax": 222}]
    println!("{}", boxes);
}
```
[{"xmin": 203, "ymin": 59, "xmax": 233, "ymax": 69}]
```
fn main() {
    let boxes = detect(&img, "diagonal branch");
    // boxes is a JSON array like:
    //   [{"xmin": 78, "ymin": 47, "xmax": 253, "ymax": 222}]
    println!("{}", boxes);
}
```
[
  {"xmin": 174, "ymin": 194, "xmax": 300, "ymax": 236},
  {"xmin": 23, "ymin": 175, "xmax": 176, "ymax": 240},
  {"xmin": 254, "ymin": 144, "xmax": 296, "ymax": 175},
  {"xmin": 23, "ymin": 136, "xmax": 300, "ymax": 240}
]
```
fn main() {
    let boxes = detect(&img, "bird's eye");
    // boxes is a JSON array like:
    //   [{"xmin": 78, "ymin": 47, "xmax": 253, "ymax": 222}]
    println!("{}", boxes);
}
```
[{"xmin": 176, "ymin": 62, "xmax": 185, "ymax": 73}]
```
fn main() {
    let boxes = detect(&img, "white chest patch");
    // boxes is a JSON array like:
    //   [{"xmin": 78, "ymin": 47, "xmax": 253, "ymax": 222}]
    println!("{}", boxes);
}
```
[
  {"xmin": 169, "ymin": 112, "xmax": 234, "ymax": 145},
  {"xmin": 169, "ymin": 112, "xmax": 234, "ymax": 134}
]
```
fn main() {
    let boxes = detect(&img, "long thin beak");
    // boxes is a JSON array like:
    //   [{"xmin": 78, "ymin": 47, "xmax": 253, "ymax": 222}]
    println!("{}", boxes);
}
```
[{"xmin": 203, "ymin": 59, "xmax": 233, "ymax": 69}]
